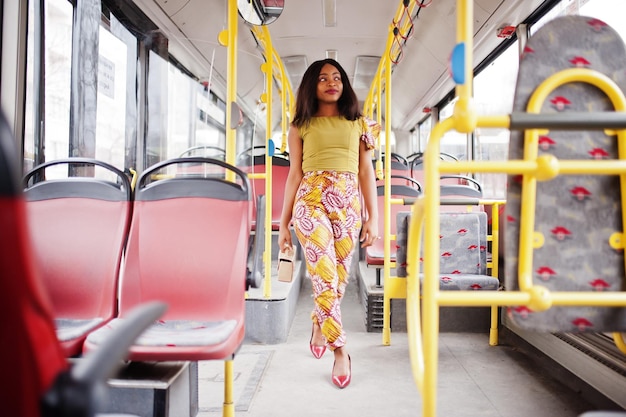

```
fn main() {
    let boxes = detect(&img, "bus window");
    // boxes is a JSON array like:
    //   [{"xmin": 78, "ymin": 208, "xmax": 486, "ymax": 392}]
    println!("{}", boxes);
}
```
[
  {"xmin": 95, "ymin": 26, "xmax": 130, "ymax": 173},
  {"xmin": 473, "ymin": 41, "xmax": 519, "ymax": 199},
  {"xmin": 439, "ymin": 98, "xmax": 467, "ymax": 161},
  {"xmin": 25, "ymin": 0, "xmax": 73, "ymax": 176}
]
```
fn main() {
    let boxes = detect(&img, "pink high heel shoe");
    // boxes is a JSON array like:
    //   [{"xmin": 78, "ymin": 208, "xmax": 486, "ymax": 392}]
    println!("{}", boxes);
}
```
[
  {"xmin": 309, "ymin": 324, "xmax": 326, "ymax": 359},
  {"xmin": 332, "ymin": 355, "xmax": 351, "ymax": 388}
]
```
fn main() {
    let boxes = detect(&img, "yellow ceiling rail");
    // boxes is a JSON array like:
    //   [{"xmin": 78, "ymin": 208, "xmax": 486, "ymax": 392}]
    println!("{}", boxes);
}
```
[
  {"xmin": 251, "ymin": 25, "xmax": 295, "ymax": 154},
  {"xmin": 364, "ymin": 0, "xmax": 426, "ymax": 115}
]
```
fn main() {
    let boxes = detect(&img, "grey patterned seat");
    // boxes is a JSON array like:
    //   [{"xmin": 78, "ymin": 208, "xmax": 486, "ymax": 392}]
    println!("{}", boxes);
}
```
[
  {"xmin": 396, "ymin": 211, "xmax": 498, "ymax": 292},
  {"xmin": 505, "ymin": 15, "xmax": 626, "ymax": 333}
]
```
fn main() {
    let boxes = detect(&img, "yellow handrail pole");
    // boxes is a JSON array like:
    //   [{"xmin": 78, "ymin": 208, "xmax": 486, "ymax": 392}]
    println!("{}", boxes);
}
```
[
  {"xmin": 382, "ymin": 55, "xmax": 393, "ymax": 340},
  {"xmin": 421, "ymin": 1, "xmax": 476, "ymax": 415},
  {"xmin": 379, "ymin": 23, "xmax": 395, "ymax": 346},
  {"xmin": 421, "ymin": 118, "xmax": 451, "ymax": 417},
  {"xmin": 487, "ymin": 199, "xmax": 504, "ymax": 345},
  {"xmin": 488, "ymin": 199, "xmax": 502, "ymax": 346},
  {"xmin": 406, "ymin": 197, "xmax": 426, "ymax": 391},
  {"xmin": 260, "ymin": 25, "xmax": 274, "ymax": 299},
  {"xmin": 376, "ymin": 74, "xmax": 384, "ymax": 178},
  {"xmin": 375, "ymin": 75, "xmax": 384, "ymax": 179},
  {"xmin": 251, "ymin": 25, "xmax": 296, "ymax": 298},
  {"xmin": 453, "ymin": 0, "xmax": 475, "ymax": 133},
  {"xmin": 223, "ymin": 360, "xmax": 234, "ymax": 417},
  {"xmin": 221, "ymin": 7, "xmax": 238, "ymax": 417},
  {"xmin": 277, "ymin": 55, "xmax": 290, "ymax": 153},
  {"xmin": 218, "ymin": 0, "xmax": 238, "ymax": 182},
  {"xmin": 261, "ymin": 27, "xmax": 293, "ymax": 147}
]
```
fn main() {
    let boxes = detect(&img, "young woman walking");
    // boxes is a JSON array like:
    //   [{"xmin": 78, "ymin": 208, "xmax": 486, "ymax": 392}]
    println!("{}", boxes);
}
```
[{"xmin": 278, "ymin": 58, "xmax": 379, "ymax": 389}]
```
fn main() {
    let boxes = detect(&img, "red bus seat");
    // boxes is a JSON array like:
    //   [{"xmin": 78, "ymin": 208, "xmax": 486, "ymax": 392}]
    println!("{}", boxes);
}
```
[
  {"xmin": 411, "ymin": 153, "xmax": 463, "ymax": 190},
  {"xmin": 238, "ymin": 151, "xmax": 289, "ymax": 231},
  {"xmin": 439, "ymin": 175, "xmax": 484, "ymax": 214},
  {"xmin": 23, "ymin": 158, "xmax": 133, "ymax": 357},
  {"xmin": 176, "ymin": 146, "xmax": 227, "ymax": 176},
  {"xmin": 0, "ymin": 111, "xmax": 160, "ymax": 417},
  {"xmin": 0, "ymin": 111, "xmax": 67, "ymax": 417},
  {"xmin": 84, "ymin": 157, "xmax": 252, "ymax": 416},
  {"xmin": 375, "ymin": 153, "xmax": 411, "ymax": 186},
  {"xmin": 366, "ymin": 179, "xmax": 422, "ymax": 286}
]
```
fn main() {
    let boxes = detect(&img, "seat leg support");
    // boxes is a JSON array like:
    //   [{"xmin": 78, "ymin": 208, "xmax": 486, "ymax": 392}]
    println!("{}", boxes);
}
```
[
  {"xmin": 489, "ymin": 305, "xmax": 499, "ymax": 346},
  {"xmin": 383, "ymin": 277, "xmax": 408, "ymax": 346},
  {"xmin": 223, "ymin": 360, "xmax": 234, "ymax": 417}
]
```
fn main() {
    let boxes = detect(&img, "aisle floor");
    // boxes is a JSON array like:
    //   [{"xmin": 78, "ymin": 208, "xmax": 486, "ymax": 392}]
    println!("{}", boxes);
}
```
[{"xmin": 197, "ymin": 261, "xmax": 596, "ymax": 417}]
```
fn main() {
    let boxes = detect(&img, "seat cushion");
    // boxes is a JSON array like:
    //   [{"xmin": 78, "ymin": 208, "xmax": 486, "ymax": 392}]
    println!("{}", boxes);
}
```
[{"xmin": 87, "ymin": 318, "xmax": 238, "ymax": 347}]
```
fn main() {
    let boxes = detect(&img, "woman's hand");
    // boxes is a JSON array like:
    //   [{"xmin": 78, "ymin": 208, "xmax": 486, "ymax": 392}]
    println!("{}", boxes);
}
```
[
  {"xmin": 359, "ymin": 217, "xmax": 379, "ymax": 248},
  {"xmin": 278, "ymin": 225, "xmax": 293, "ymax": 252}
]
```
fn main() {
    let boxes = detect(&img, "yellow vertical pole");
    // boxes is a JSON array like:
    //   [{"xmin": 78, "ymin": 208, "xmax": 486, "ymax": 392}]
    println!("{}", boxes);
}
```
[
  {"xmin": 220, "ymin": 5, "xmax": 237, "ymax": 413},
  {"xmin": 381, "ymin": 21, "xmax": 395, "ymax": 346},
  {"xmin": 221, "ymin": 0, "xmax": 238, "ymax": 180},
  {"xmin": 382, "ymin": 54, "xmax": 392, "ymax": 334},
  {"xmin": 280, "ymin": 62, "xmax": 288, "ymax": 151},
  {"xmin": 223, "ymin": 360, "xmax": 234, "ymax": 417},
  {"xmin": 453, "ymin": 0, "xmax": 476, "ymax": 133},
  {"xmin": 262, "ymin": 26, "xmax": 274, "ymax": 299},
  {"xmin": 490, "ymin": 202, "xmax": 500, "ymax": 279},
  {"xmin": 455, "ymin": 0, "xmax": 472, "ymax": 101},
  {"xmin": 274, "ymin": 46, "xmax": 292, "ymax": 152},
  {"xmin": 376, "ymin": 85, "xmax": 380, "ymax": 118},
  {"xmin": 422, "ymin": 1, "xmax": 475, "ymax": 416}
]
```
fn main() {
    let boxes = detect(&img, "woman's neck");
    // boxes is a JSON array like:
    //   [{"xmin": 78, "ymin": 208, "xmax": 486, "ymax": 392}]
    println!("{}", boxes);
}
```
[{"xmin": 315, "ymin": 103, "xmax": 340, "ymax": 117}]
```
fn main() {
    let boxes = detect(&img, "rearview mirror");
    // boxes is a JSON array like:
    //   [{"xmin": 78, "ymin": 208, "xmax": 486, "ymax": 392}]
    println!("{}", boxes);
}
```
[{"xmin": 238, "ymin": 0, "xmax": 284, "ymax": 25}]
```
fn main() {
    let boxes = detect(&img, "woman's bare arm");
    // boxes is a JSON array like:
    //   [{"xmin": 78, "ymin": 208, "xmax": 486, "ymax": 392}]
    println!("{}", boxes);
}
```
[
  {"xmin": 278, "ymin": 125, "xmax": 304, "ymax": 251},
  {"xmin": 358, "ymin": 141, "xmax": 379, "ymax": 247}
]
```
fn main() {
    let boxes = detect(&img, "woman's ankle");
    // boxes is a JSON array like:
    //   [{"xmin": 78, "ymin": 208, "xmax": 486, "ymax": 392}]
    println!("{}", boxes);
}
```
[
  {"xmin": 311, "ymin": 322, "xmax": 325, "ymax": 345},
  {"xmin": 334, "ymin": 346, "xmax": 349, "ymax": 359}
]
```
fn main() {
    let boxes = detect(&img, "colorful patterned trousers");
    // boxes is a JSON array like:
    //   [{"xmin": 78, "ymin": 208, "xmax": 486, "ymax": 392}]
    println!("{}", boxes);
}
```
[{"xmin": 293, "ymin": 171, "xmax": 362, "ymax": 350}]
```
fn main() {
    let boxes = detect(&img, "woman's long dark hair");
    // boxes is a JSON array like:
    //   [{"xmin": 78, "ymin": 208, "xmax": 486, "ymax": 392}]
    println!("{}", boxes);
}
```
[{"xmin": 292, "ymin": 58, "xmax": 361, "ymax": 128}]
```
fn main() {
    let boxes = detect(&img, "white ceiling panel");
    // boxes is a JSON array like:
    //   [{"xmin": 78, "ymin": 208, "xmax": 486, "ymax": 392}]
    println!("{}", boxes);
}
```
[{"xmin": 135, "ymin": 0, "xmax": 549, "ymax": 132}]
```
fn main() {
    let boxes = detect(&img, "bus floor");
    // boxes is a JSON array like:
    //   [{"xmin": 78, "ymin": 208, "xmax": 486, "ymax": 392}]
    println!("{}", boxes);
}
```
[{"xmin": 197, "ymin": 260, "xmax": 596, "ymax": 417}]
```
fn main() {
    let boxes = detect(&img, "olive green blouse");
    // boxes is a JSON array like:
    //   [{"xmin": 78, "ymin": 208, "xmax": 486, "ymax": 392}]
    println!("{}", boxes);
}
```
[{"xmin": 299, "ymin": 116, "xmax": 377, "ymax": 174}]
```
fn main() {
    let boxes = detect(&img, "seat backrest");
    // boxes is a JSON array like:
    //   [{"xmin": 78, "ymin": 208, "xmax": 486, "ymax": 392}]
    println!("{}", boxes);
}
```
[
  {"xmin": 410, "ymin": 155, "xmax": 426, "ymax": 186},
  {"xmin": 179, "ymin": 145, "xmax": 226, "ymax": 159},
  {"xmin": 396, "ymin": 211, "xmax": 488, "ymax": 280},
  {"xmin": 440, "ymin": 175, "xmax": 482, "ymax": 196},
  {"xmin": 23, "ymin": 159, "xmax": 132, "ymax": 354},
  {"xmin": 440, "ymin": 175, "xmax": 484, "ymax": 213},
  {"xmin": 24, "ymin": 160, "xmax": 132, "ymax": 320},
  {"xmin": 247, "ymin": 194, "xmax": 266, "ymax": 289},
  {"xmin": 120, "ymin": 157, "xmax": 252, "ymax": 322},
  {"xmin": 505, "ymin": 15, "xmax": 626, "ymax": 332},
  {"xmin": 366, "ymin": 182, "xmax": 422, "ymax": 264},
  {"xmin": 0, "ymin": 111, "xmax": 67, "ymax": 417},
  {"xmin": 411, "ymin": 155, "xmax": 469, "ymax": 194},
  {"xmin": 238, "ymin": 154, "xmax": 289, "ymax": 230}
]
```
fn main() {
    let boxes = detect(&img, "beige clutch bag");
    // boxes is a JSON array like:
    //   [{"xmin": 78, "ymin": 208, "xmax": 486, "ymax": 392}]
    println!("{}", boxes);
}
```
[{"xmin": 277, "ymin": 246, "xmax": 295, "ymax": 282}]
